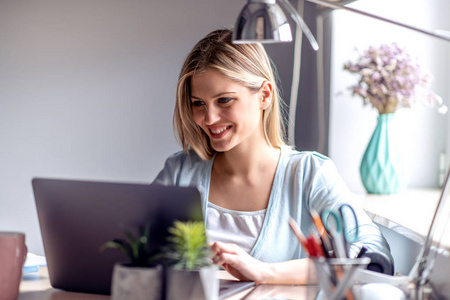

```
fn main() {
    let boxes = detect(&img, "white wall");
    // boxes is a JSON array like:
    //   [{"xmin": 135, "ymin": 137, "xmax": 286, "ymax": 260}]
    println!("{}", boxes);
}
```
[
  {"xmin": 329, "ymin": 0, "xmax": 450, "ymax": 192},
  {"xmin": 0, "ymin": 0, "xmax": 245, "ymax": 255}
]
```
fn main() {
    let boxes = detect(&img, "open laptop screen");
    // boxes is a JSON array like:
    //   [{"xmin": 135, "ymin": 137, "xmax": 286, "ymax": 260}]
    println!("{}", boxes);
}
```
[{"xmin": 32, "ymin": 178, "xmax": 203, "ymax": 295}]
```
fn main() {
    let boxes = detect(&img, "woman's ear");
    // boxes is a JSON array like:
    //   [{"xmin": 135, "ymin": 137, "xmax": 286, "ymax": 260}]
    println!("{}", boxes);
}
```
[{"xmin": 260, "ymin": 81, "xmax": 273, "ymax": 110}]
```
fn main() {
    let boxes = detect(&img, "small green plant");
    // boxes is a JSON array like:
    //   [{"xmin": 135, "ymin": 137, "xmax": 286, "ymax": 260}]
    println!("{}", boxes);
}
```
[
  {"xmin": 165, "ymin": 220, "xmax": 212, "ymax": 271},
  {"xmin": 100, "ymin": 223, "xmax": 159, "ymax": 267}
]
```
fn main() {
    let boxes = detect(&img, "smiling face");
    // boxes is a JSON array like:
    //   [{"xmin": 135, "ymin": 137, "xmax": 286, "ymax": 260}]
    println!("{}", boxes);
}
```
[{"xmin": 190, "ymin": 68, "xmax": 272, "ymax": 153}]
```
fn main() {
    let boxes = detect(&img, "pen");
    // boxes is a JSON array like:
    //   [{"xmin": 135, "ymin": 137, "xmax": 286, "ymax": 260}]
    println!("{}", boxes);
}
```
[
  {"xmin": 356, "ymin": 246, "xmax": 367, "ymax": 258},
  {"xmin": 309, "ymin": 231, "xmax": 326, "ymax": 257},
  {"xmin": 289, "ymin": 217, "xmax": 313, "ymax": 256},
  {"xmin": 310, "ymin": 209, "xmax": 333, "ymax": 258}
]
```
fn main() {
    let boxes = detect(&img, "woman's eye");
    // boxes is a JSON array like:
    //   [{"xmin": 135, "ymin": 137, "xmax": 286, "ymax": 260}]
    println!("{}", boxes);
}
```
[
  {"xmin": 191, "ymin": 101, "xmax": 205, "ymax": 107},
  {"xmin": 218, "ymin": 97, "xmax": 233, "ymax": 104}
]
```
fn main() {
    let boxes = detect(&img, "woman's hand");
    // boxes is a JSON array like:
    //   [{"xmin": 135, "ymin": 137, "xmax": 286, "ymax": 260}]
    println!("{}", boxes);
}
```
[
  {"xmin": 210, "ymin": 241, "xmax": 272, "ymax": 283},
  {"xmin": 210, "ymin": 241, "xmax": 316, "ymax": 285}
]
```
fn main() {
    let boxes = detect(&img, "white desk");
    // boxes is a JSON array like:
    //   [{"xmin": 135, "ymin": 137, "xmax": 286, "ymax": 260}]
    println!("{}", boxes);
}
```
[
  {"xmin": 19, "ymin": 267, "xmax": 319, "ymax": 300},
  {"xmin": 20, "ymin": 267, "xmax": 107, "ymax": 300}
]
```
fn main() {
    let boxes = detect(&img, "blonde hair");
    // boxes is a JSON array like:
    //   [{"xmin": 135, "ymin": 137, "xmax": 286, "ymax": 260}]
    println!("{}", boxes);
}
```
[{"xmin": 174, "ymin": 29, "xmax": 286, "ymax": 160}]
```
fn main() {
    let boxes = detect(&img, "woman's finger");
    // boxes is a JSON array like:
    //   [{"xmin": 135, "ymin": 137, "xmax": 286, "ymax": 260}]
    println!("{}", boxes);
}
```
[
  {"xmin": 213, "ymin": 250, "xmax": 239, "ymax": 266},
  {"xmin": 211, "ymin": 241, "xmax": 240, "ymax": 255}
]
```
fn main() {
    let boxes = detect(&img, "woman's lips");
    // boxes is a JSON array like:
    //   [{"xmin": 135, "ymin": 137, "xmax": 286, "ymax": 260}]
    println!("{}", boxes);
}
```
[{"xmin": 209, "ymin": 125, "xmax": 231, "ymax": 139}]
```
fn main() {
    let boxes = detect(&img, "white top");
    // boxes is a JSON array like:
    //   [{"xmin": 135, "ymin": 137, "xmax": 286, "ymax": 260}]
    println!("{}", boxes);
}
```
[{"xmin": 206, "ymin": 202, "xmax": 266, "ymax": 253}]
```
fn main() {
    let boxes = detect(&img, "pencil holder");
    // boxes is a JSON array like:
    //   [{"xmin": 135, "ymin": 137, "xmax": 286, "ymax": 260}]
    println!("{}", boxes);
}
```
[{"xmin": 313, "ymin": 257, "xmax": 371, "ymax": 300}]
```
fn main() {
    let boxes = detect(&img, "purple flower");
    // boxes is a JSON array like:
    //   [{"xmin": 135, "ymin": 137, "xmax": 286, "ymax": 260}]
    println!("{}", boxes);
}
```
[{"xmin": 343, "ymin": 43, "xmax": 447, "ymax": 114}]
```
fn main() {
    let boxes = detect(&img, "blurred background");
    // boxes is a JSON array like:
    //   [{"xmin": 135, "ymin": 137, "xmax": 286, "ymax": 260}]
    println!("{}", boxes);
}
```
[{"xmin": 1, "ymin": 0, "xmax": 449, "ymax": 255}]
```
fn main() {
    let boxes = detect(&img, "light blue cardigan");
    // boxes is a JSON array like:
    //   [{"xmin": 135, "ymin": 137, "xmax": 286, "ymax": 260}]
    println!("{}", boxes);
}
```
[{"xmin": 153, "ymin": 146, "xmax": 392, "ymax": 265}]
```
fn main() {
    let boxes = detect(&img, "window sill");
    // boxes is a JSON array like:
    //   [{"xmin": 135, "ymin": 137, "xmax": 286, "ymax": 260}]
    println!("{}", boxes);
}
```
[{"xmin": 355, "ymin": 189, "xmax": 441, "ymax": 244}]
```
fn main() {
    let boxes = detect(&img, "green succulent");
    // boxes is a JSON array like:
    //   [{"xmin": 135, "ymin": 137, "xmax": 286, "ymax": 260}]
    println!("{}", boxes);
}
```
[
  {"xmin": 100, "ymin": 223, "xmax": 159, "ymax": 267},
  {"xmin": 165, "ymin": 220, "xmax": 212, "ymax": 271}
]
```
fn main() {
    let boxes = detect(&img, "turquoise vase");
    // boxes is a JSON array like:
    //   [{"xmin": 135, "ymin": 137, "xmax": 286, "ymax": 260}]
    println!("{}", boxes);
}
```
[{"xmin": 360, "ymin": 113, "xmax": 406, "ymax": 194}]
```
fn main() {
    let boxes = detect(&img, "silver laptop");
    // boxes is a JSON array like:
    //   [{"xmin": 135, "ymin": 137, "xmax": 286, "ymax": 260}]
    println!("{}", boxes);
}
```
[{"xmin": 32, "ymin": 178, "xmax": 203, "ymax": 295}]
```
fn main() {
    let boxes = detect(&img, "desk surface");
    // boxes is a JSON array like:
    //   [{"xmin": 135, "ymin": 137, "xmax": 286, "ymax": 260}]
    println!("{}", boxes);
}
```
[{"xmin": 19, "ymin": 267, "xmax": 319, "ymax": 300}]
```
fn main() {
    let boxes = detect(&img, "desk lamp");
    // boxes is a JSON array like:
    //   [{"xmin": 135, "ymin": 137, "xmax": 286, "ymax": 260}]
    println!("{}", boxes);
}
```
[
  {"xmin": 232, "ymin": 0, "xmax": 319, "ymax": 50},
  {"xmin": 234, "ymin": 0, "xmax": 450, "ymax": 49}
]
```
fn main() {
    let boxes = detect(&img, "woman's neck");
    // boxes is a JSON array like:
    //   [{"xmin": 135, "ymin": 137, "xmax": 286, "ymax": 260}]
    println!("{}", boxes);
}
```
[
  {"xmin": 214, "ymin": 142, "xmax": 281, "ymax": 178},
  {"xmin": 209, "ymin": 141, "xmax": 282, "ymax": 211}
]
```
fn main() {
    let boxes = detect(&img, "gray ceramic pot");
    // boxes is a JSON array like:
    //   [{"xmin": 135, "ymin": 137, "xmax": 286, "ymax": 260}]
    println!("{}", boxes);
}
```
[
  {"xmin": 166, "ymin": 266, "xmax": 219, "ymax": 300},
  {"xmin": 111, "ymin": 263, "xmax": 163, "ymax": 300}
]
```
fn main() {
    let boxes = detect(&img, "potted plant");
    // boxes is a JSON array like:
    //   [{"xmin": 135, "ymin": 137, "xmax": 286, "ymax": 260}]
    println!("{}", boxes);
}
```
[
  {"xmin": 101, "ymin": 223, "xmax": 163, "ymax": 300},
  {"xmin": 164, "ymin": 220, "xmax": 219, "ymax": 300}
]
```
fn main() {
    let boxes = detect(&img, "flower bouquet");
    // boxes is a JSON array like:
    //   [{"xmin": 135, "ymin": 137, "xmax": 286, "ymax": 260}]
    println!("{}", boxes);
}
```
[
  {"xmin": 343, "ymin": 43, "xmax": 447, "ymax": 194},
  {"xmin": 344, "ymin": 43, "xmax": 447, "ymax": 114}
]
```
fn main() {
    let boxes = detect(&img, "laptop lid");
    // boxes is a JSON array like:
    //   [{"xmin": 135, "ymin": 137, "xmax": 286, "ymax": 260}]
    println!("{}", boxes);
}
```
[{"xmin": 32, "ymin": 178, "xmax": 203, "ymax": 295}]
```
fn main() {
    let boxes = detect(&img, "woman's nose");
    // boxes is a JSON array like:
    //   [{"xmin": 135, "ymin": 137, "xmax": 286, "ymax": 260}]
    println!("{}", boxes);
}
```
[{"xmin": 204, "ymin": 105, "xmax": 220, "ymax": 125}]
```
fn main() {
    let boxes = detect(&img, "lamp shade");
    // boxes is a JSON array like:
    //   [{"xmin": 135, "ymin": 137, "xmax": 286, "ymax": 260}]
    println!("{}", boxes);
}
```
[{"xmin": 232, "ymin": 0, "xmax": 292, "ymax": 44}]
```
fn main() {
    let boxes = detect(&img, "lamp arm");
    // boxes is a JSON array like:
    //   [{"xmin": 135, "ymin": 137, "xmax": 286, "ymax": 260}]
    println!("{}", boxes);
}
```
[
  {"xmin": 305, "ymin": 0, "xmax": 450, "ymax": 43},
  {"xmin": 279, "ymin": 0, "xmax": 320, "ymax": 51},
  {"xmin": 410, "ymin": 169, "xmax": 450, "ymax": 287},
  {"xmin": 287, "ymin": 0, "xmax": 305, "ymax": 146}
]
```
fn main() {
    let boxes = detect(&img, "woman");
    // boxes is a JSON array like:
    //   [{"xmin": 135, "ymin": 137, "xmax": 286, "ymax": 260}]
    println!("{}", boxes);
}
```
[{"xmin": 153, "ymin": 29, "xmax": 392, "ymax": 284}]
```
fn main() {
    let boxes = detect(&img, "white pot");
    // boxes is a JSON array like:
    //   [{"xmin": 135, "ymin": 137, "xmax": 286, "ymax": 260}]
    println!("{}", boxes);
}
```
[
  {"xmin": 111, "ymin": 263, "xmax": 163, "ymax": 300},
  {"xmin": 166, "ymin": 266, "xmax": 219, "ymax": 300}
]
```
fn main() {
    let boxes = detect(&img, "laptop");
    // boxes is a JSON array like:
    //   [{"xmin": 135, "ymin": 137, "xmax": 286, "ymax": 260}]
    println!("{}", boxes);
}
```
[
  {"xmin": 32, "ymin": 178, "xmax": 204, "ymax": 295},
  {"xmin": 218, "ymin": 279, "xmax": 255, "ymax": 299},
  {"xmin": 33, "ymin": 177, "xmax": 255, "ymax": 299}
]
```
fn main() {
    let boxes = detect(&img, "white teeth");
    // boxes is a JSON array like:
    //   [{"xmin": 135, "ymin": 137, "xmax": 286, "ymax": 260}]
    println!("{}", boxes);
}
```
[{"xmin": 211, "ymin": 127, "xmax": 228, "ymax": 134}]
